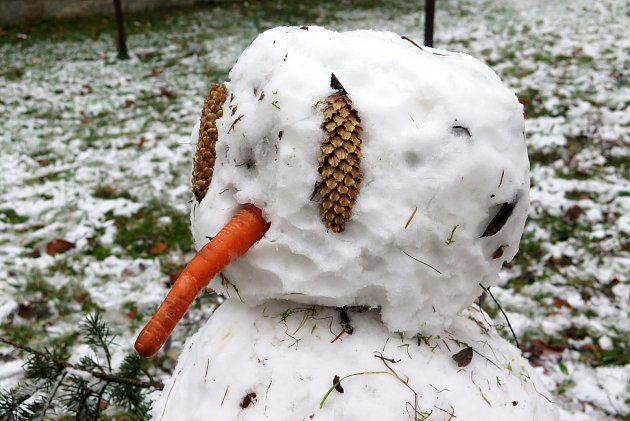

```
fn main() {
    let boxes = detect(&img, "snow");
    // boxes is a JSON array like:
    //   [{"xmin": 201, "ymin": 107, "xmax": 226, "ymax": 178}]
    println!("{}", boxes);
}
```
[
  {"xmin": 152, "ymin": 300, "xmax": 557, "ymax": 420},
  {"xmin": 0, "ymin": 0, "xmax": 627, "ymax": 419},
  {"xmin": 193, "ymin": 26, "xmax": 529, "ymax": 336}
]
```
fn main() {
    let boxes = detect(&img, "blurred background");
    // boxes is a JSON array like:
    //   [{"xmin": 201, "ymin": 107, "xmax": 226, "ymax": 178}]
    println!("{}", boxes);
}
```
[{"xmin": 0, "ymin": 0, "xmax": 628, "ymax": 419}]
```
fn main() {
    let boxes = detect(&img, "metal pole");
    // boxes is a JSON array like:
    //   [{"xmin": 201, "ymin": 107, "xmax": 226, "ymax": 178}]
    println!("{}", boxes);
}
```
[
  {"xmin": 424, "ymin": 0, "xmax": 435, "ymax": 47},
  {"xmin": 113, "ymin": 0, "xmax": 129, "ymax": 59}
]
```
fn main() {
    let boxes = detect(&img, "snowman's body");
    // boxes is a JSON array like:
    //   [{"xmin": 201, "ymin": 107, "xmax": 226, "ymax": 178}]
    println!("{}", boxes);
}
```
[
  {"xmin": 152, "ymin": 301, "xmax": 556, "ymax": 420},
  {"xmin": 149, "ymin": 27, "xmax": 557, "ymax": 419}
]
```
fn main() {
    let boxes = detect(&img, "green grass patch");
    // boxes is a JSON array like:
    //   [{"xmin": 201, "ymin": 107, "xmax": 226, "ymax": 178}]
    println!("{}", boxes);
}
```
[
  {"xmin": 0, "ymin": 209, "xmax": 29, "ymax": 224},
  {"xmin": 113, "ymin": 200, "xmax": 193, "ymax": 258}
]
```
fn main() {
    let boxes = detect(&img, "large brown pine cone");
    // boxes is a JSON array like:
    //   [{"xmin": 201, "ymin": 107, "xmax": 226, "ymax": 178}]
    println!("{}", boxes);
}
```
[
  {"xmin": 319, "ymin": 92, "xmax": 363, "ymax": 233},
  {"xmin": 192, "ymin": 83, "xmax": 228, "ymax": 203}
]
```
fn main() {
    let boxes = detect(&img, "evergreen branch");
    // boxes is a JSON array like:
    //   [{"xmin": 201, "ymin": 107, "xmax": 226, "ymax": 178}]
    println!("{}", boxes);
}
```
[
  {"xmin": 94, "ymin": 383, "xmax": 108, "ymax": 421},
  {"xmin": 0, "ymin": 337, "xmax": 163, "ymax": 390},
  {"xmin": 81, "ymin": 312, "xmax": 114, "ymax": 373},
  {"xmin": 35, "ymin": 371, "xmax": 66, "ymax": 421}
]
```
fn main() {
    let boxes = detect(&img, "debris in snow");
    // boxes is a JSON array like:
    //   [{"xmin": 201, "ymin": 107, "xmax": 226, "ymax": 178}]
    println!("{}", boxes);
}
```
[
  {"xmin": 240, "ymin": 392, "xmax": 256, "ymax": 409},
  {"xmin": 451, "ymin": 346, "xmax": 474, "ymax": 367},
  {"xmin": 332, "ymin": 375, "xmax": 344, "ymax": 393},
  {"xmin": 480, "ymin": 202, "xmax": 517, "ymax": 238},
  {"xmin": 150, "ymin": 301, "xmax": 557, "ymax": 420}
]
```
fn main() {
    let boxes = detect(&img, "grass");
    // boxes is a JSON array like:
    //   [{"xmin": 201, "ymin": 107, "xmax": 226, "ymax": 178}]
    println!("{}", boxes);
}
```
[
  {"xmin": 111, "ymin": 200, "xmax": 193, "ymax": 258},
  {"xmin": 0, "ymin": 209, "xmax": 28, "ymax": 224},
  {"xmin": 0, "ymin": 0, "xmax": 628, "ymax": 418}
]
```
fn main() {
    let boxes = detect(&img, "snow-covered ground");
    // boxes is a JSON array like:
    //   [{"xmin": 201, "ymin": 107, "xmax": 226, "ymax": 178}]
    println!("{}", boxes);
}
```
[{"xmin": 0, "ymin": 0, "xmax": 628, "ymax": 419}]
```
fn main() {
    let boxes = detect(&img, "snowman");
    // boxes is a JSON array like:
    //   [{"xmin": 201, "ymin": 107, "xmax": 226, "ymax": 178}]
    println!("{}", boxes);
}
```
[{"xmin": 136, "ymin": 27, "xmax": 558, "ymax": 420}]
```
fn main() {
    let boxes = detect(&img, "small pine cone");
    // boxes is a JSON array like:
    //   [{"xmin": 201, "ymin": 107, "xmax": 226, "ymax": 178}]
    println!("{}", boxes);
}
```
[
  {"xmin": 319, "ymin": 92, "xmax": 362, "ymax": 233},
  {"xmin": 192, "ymin": 83, "xmax": 228, "ymax": 203}
]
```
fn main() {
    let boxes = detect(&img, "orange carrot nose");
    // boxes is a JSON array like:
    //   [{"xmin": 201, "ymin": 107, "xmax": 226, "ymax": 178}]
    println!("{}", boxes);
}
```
[{"xmin": 134, "ymin": 203, "xmax": 270, "ymax": 358}]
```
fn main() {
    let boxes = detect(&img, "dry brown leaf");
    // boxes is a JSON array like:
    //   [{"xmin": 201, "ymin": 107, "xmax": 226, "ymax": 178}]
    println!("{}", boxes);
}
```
[
  {"xmin": 452, "ymin": 346, "xmax": 473, "ymax": 367},
  {"xmin": 150, "ymin": 242, "xmax": 168, "ymax": 254},
  {"xmin": 553, "ymin": 297, "xmax": 573, "ymax": 309},
  {"xmin": 564, "ymin": 205, "xmax": 584, "ymax": 221},
  {"xmin": 46, "ymin": 239, "xmax": 75, "ymax": 256}
]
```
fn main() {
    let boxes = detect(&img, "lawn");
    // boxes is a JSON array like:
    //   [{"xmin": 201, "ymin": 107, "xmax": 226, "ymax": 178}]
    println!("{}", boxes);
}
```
[{"xmin": 0, "ymin": 0, "xmax": 628, "ymax": 419}]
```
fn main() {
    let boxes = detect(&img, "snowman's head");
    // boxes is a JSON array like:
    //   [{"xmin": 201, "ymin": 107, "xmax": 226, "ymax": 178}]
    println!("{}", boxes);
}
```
[{"xmin": 191, "ymin": 26, "xmax": 529, "ymax": 335}]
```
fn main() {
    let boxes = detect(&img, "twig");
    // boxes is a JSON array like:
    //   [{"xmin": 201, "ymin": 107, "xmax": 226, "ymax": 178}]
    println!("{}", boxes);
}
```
[
  {"xmin": 404, "ymin": 207, "xmax": 418, "ymax": 229},
  {"xmin": 400, "ymin": 35, "xmax": 447, "ymax": 55},
  {"xmin": 0, "ymin": 337, "xmax": 163, "ymax": 389},
  {"xmin": 94, "ymin": 383, "xmax": 108, "ymax": 421},
  {"xmin": 159, "ymin": 376, "xmax": 177, "ymax": 421},
  {"xmin": 428, "ymin": 384, "xmax": 449, "ymax": 393},
  {"xmin": 228, "ymin": 114, "xmax": 244, "ymax": 134},
  {"xmin": 376, "ymin": 352, "xmax": 420, "ymax": 416},
  {"xmin": 522, "ymin": 372, "xmax": 555, "ymax": 404},
  {"xmin": 399, "ymin": 248, "xmax": 442, "ymax": 274},
  {"xmin": 373, "ymin": 354, "xmax": 400, "ymax": 364},
  {"xmin": 433, "ymin": 405, "xmax": 456, "ymax": 419},
  {"xmin": 331, "ymin": 329, "xmax": 345, "ymax": 343},
  {"xmin": 221, "ymin": 385, "xmax": 230, "ymax": 406},
  {"xmin": 36, "ymin": 371, "xmax": 67, "ymax": 421},
  {"xmin": 477, "ymin": 284, "xmax": 520, "ymax": 350}
]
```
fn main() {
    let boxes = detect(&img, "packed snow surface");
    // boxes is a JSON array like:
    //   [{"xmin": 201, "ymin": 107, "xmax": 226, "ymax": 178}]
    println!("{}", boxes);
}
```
[
  {"xmin": 192, "ymin": 26, "xmax": 529, "ymax": 335},
  {"xmin": 152, "ymin": 300, "xmax": 557, "ymax": 420}
]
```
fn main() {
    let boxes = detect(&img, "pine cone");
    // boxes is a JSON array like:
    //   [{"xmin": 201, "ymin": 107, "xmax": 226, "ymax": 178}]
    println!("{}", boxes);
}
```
[
  {"xmin": 319, "ymin": 91, "xmax": 362, "ymax": 233},
  {"xmin": 192, "ymin": 83, "xmax": 228, "ymax": 203}
]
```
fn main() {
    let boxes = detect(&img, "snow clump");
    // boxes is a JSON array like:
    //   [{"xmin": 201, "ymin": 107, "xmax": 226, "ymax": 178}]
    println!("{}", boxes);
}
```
[{"xmin": 192, "ymin": 26, "xmax": 529, "ymax": 335}]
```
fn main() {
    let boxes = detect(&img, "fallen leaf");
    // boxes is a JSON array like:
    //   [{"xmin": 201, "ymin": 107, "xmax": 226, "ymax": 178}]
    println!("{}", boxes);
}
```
[
  {"xmin": 564, "ymin": 205, "xmax": 584, "ymax": 221},
  {"xmin": 240, "ymin": 392, "xmax": 256, "ymax": 409},
  {"xmin": 73, "ymin": 290, "xmax": 90, "ymax": 304},
  {"xmin": 46, "ymin": 239, "xmax": 75, "ymax": 256},
  {"xmin": 492, "ymin": 244, "xmax": 509, "ymax": 259},
  {"xmin": 553, "ymin": 298, "xmax": 573, "ymax": 309},
  {"xmin": 17, "ymin": 301, "xmax": 39, "ymax": 319},
  {"xmin": 452, "ymin": 346, "xmax": 473, "ymax": 367},
  {"xmin": 526, "ymin": 339, "xmax": 567, "ymax": 356},
  {"xmin": 150, "ymin": 242, "xmax": 168, "ymax": 254},
  {"xmin": 579, "ymin": 343, "xmax": 600, "ymax": 352},
  {"xmin": 159, "ymin": 86, "xmax": 175, "ymax": 99}
]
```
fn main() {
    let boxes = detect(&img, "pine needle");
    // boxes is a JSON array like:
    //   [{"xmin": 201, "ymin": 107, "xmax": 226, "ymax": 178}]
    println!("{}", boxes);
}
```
[{"xmin": 399, "ymin": 248, "xmax": 442, "ymax": 274}]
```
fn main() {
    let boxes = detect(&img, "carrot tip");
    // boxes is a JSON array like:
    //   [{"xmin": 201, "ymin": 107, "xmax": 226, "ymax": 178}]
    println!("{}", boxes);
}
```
[
  {"xmin": 134, "ymin": 203, "xmax": 270, "ymax": 358},
  {"xmin": 134, "ymin": 336, "xmax": 156, "ymax": 358}
]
